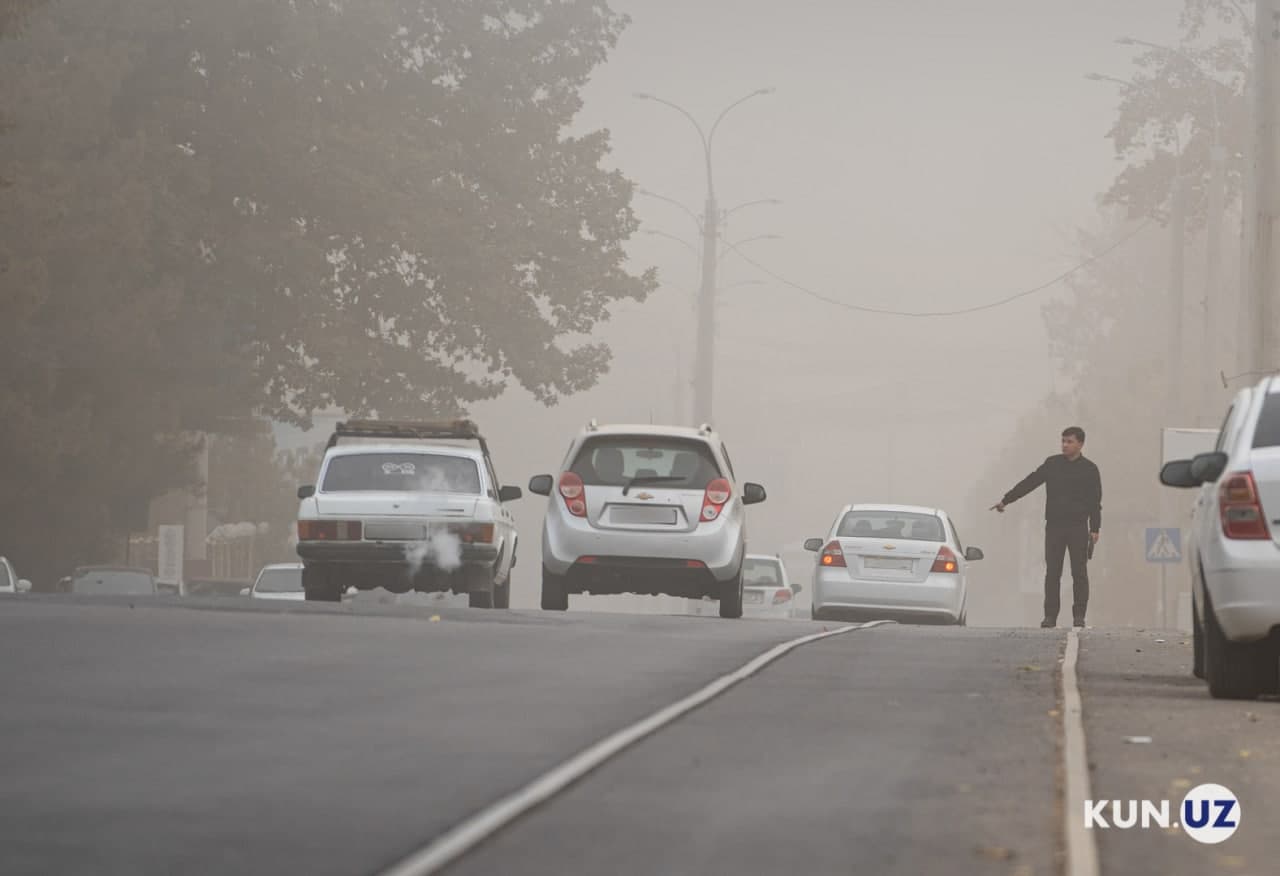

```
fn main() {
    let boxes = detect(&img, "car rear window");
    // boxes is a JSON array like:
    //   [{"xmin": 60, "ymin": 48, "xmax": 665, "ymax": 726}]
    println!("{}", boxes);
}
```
[
  {"xmin": 570, "ymin": 436, "xmax": 721, "ymax": 489},
  {"xmin": 255, "ymin": 568, "xmax": 302, "ymax": 593},
  {"xmin": 1252, "ymin": 393, "xmax": 1280, "ymax": 448},
  {"xmin": 743, "ymin": 558, "xmax": 784, "ymax": 587},
  {"xmin": 71, "ymin": 570, "xmax": 155, "ymax": 595},
  {"xmin": 322, "ymin": 453, "xmax": 480, "ymax": 493},
  {"xmin": 837, "ymin": 511, "xmax": 944, "ymax": 542}
]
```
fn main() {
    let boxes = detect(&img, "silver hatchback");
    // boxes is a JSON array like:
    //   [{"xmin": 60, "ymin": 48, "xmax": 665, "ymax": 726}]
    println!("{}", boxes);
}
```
[{"xmin": 529, "ymin": 422, "xmax": 767, "ymax": 617}]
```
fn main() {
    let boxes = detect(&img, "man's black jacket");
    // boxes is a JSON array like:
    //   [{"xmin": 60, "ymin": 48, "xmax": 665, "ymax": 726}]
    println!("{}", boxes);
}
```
[{"xmin": 1002, "ymin": 455, "xmax": 1102, "ymax": 532}]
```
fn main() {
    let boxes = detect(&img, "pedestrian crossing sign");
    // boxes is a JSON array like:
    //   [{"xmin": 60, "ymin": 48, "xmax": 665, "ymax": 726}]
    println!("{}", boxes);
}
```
[{"xmin": 1145, "ymin": 527, "xmax": 1182, "ymax": 563}]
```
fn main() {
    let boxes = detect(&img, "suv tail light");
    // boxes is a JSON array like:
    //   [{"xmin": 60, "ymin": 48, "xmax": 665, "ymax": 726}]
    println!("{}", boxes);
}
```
[
  {"xmin": 298, "ymin": 520, "xmax": 363, "ymax": 541},
  {"xmin": 1219, "ymin": 472, "xmax": 1270, "ymax": 539},
  {"xmin": 449, "ymin": 522, "xmax": 495, "ymax": 544},
  {"xmin": 820, "ymin": 541, "xmax": 846, "ymax": 567},
  {"xmin": 558, "ymin": 472, "xmax": 587, "ymax": 518},
  {"xmin": 931, "ymin": 545, "xmax": 959, "ymax": 573},
  {"xmin": 700, "ymin": 478, "xmax": 732, "ymax": 522},
  {"xmin": 772, "ymin": 588, "xmax": 793, "ymax": 605}
]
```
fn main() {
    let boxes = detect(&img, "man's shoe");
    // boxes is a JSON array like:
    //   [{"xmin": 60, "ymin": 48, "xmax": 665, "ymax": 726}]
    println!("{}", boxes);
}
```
[
  {"xmin": 1040, "ymin": 618, "xmax": 1055, "ymax": 628},
  {"xmin": 1073, "ymin": 619, "xmax": 1086, "ymax": 628}
]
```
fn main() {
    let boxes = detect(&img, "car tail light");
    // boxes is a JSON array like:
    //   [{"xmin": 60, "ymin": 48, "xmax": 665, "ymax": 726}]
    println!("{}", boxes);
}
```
[
  {"xmin": 1219, "ymin": 472, "xmax": 1270, "ymax": 539},
  {"xmin": 772, "ymin": 588, "xmax": 792, "ymax": 605},
  {"xmin": 297, "ymin": 520, "xmax": 363, "ymax": 541},
  {"xmin": 931, "ymin": 545, "xmax": 959, "ymax": 573},
  {"xmin": 820, "ymin": 541, "xmax": 846, "ymax": 567},
  {"xmin": 700, "ymin": 478, "xmax": 732, "ymax": 522},
  {"xmin": 558, "ymin": 472, "xmax": 587, "ymax": 518},
  {"xmin": 684, "ymin": 560, "xmax": 706, "ymax": 569},
  {"xmin": 449, "ymin": 523, "xmax": 494, "ymax": 543}
]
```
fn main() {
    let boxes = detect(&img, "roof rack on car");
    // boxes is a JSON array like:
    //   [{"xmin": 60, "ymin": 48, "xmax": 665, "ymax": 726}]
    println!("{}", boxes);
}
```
[
  {"xmin": 326, "ymin": 418, "xmax": 490, "ymax": 457},
  {"xmin": 698, "ymin": 423, "xmax": 714, "ymax": 435}
]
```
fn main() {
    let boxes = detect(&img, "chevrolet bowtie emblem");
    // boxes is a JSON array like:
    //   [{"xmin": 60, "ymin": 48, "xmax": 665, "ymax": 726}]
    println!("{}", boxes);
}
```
[
  {"xmin": 883, "ymin": 545, "xmax": 896, "ymax": 550},
  {"xmin": 636, "ymin": 492, "xmax": 655, "ymax": 500}
]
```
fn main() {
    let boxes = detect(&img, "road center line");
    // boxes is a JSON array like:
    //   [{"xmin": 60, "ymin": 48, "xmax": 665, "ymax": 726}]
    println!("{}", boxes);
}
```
[
  {"xmin": 378, "ymin": 620, "xmax": 890, "ymax": 876},
  {"xmin": 1062, "ymin": 629, "xmax": 1100, "ymax": 876}
]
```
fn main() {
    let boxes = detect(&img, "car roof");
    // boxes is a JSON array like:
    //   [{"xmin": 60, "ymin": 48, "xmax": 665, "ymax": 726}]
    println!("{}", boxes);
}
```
[
  {"xmin": 72, "ymin": 565, "xmax": 154, "ymax": 575},
  {"xmin": 579, "ymin": 423, "xmax": 719, "ymax": 441},
  {"xmin": 845, "ymin": 503, "xmax": 945, "ymax": 516},
  {"xmin": 259, "ymin": 563, "xmax": 303, "ymax": 571},
  {"xmin": 324, "ymin": 442, "xmax": 483, "ymax": 459},
  {"xmin": 744, "ymin": 553, "xmax": 784, "ymax": 562}
]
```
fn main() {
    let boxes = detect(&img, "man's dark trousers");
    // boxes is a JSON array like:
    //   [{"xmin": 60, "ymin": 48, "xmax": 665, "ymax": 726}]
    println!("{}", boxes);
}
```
[{"xmin": 1045, "ymin": 523, "xmax": 1090, "ymax": 623}]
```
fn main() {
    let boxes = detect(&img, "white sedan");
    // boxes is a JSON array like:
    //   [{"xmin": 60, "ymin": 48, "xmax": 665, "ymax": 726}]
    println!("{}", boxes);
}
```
[
  {"xmin": 804, "ymin": 504, "xmax": 982, "ymax": 625},
  {"xmin": 246, "ymin": 563, "xmax": 305, "ymax": 601}
]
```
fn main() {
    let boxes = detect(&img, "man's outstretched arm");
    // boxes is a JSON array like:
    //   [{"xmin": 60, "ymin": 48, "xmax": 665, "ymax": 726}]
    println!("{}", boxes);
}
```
[{"xmin": 992, "ymin": 462, "xmax": 1048, "ymax": 512}]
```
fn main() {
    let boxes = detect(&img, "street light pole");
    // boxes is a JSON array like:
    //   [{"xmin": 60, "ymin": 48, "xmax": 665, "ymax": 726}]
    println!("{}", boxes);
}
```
[
  {"xmin": 1246, "ymin": 0, "xmax": 1280, "ymax": 374},
  {"xmin": 636, "ymin": 88, "xmax": 773, "ymax": 426}
]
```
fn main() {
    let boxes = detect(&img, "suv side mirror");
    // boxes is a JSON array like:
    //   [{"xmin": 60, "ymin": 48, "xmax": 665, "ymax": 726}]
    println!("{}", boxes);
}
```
[
  {"xmin": 16, "ymin": 579, "xmax": 31, "ymax": 593},
  {"xmin": 297, "ymin": 485, "xmax": 316, "ymax": 499},
  {"xmin": 239, "ymin": 586, "xmax": 251, "ymax": 597},
  {"xmin": 742, "ymin": 483, "xmax": 767, "ymax": 505},
  {"xmin": 1158, "ymin": 460, "xmax": 1197, "ymax": 488},
  {"xmin": 528, "ymin": 474, "xmax": 553, "ymax": 496},
  {"xmin": 1190, "ymin": 451, "xmax": 1228, "ymax": 484},
  {"xmin": 803, "ymin": 538, "xmax": 824, "ymax": 552},
  {"xmin": 499, "ymin": 485, "xmax": 523, "ymax": 502},
  {"xmin": 791, "ymin": 581, "xmax": 804, "ymax": 594},
  {"xmin": 964, "ymin": 546, "xmax": 984, "ymax": 562}
]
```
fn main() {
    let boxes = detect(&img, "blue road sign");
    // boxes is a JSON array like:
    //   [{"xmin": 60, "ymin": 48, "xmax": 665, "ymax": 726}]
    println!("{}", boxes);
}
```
[{"xmin": 1145, "ymin": 527, "xmax": 1182, "ymax": 564}]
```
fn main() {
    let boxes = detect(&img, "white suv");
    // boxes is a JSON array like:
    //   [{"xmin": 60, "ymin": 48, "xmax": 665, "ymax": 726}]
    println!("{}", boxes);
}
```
[
  {"xmin": 529, "ymin": 422, "xmax": 767, "ymax": 618},
  {"xmin": 1161, "ymin": 376, "xmax": 1280, "ymax": 699},
  {"xmin": 296, "ymin": 420, "xmax": 520, "ymax": 607}
]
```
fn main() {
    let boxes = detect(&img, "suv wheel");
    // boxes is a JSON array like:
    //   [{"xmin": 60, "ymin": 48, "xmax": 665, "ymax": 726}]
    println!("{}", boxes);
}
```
[
  {"xmin": 541, "ymin": 565, "xmax": 568, "ymax": 611},
  {"xmin": 1203, "ymin": 590, "xmax": 1276, "ymax": 699},
  {"xmin": 719, "ymin": 568, "xmax": 743, "ymax": 619},
  {"xmin": 303, "ymin": 565, "xmax": 342, "ymax": 602}
]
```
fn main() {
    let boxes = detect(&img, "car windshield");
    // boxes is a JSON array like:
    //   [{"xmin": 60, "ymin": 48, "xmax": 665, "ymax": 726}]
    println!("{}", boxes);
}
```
[
  {"xmin": 255, "ymin": 568, "xmax": 302, "ymax": 593},
  {"xmin": 743, "ymin": 558, "xmax": 783, "ymax": 588},
  {"xmin": 71, "ymin": 570, "xmax": 155, "ymax": 595},
  {"xmin": 322, "ymin": 453, "xmax": 481, "ymax": 494},
  {"xmin": 570, "ymin": 437, "xmax": 721, "ymax": 489},
  {"xmin": 0, "ymin": 562, "xmax": 11, "ymax": 590},
  {"xmin": 837, "ymin": 511, "xmax": 945, "ymax": 542}
]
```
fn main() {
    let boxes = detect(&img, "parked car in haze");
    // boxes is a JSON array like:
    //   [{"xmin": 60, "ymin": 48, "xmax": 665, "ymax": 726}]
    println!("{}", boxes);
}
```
[
  {"xmin": 244, "ymin": 563, "xmax": 305, "ymax": 601},
  {"xmin": 742, "ymin": 554, "xmax": 801, "ymax": 619},
  {"xmin": 67, "ymin": 566, "xmax": 159, "ymax": 596},
  {"xmin": 0, "ymin": 556, "xmax": 32, "ymax": 593}
]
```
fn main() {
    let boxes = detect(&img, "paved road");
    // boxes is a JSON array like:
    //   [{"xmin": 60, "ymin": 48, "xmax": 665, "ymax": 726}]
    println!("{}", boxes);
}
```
[{"xmin": 1, "ymin": 596, "xmax": 1275, "ymax": 875}]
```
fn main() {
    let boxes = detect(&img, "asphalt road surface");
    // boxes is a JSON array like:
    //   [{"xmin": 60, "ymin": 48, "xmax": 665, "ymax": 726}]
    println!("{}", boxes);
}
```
[{"xmin": 0, "ymin": 595, "xmax": 1275, "ymax": 876}]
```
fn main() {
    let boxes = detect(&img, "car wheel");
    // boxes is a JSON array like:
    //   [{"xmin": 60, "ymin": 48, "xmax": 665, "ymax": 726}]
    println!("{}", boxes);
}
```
[
  {"xmin": 1203, "ymin": 590, "xmax": 1275, "ymax": 699},
  {"xmin": 1191, "ymin": 594, "xmax": 1205, "ymax": 680},
  {"xmin": 302, "ymin": 565, "xmax": 342, "ymax": 602},
  {"xmin": 541, "ymin": 565, "xmax": 568, "ymax": 611},
  {"xmin": 466, "ymin": 566, "xmax": 496, "ymax": 609},
  {"xmin": 719, "ymin": 569, "xmax": 743, "ymax": 619}
]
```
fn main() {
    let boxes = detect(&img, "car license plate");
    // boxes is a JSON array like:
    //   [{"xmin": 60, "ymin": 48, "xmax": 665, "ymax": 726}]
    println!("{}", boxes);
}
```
[
  {"xmin": 864, "ymin": 556, "xmax": 913, "ymax": 571},
  {"xmin": 610, "ymin": 505, "xmax": 678, "ymax": 525},
  {"xmin": 364, "ymin": 522, "xmax": 427, "ymax": 541},
  {"xmin": 745, "ymin": 591, "xmax": 765, "ymax": 604}
]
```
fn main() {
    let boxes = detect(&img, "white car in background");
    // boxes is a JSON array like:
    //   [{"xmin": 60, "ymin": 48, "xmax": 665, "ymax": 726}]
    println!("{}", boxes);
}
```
[
  {"xmin": 295, "ymin": 420, "xmax": 521, "ymax": 607},
  {"xmin": 1160, "ymin": 375, "xmax": 1280, "ymax": 699},
  {"xmin": 244, "ymin": 563, "xmax": 305, "ymax": 601},
  {"xmin": 742, "ymin": 554, "xmax": 801, "ymax": 619},
  {"xmin": 805, "ymin": 504, "xmax": 981, "ymax": 625},
  {"xmin": 0, "ymin": 556, "xmax": 32, "ymax": 593}
]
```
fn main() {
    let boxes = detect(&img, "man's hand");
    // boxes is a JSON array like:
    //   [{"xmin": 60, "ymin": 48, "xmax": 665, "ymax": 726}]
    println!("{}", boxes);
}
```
[
  {"xmin": 1090, "ymin": 531, "xmax": 1100, "ymax": 544},
  {"xmin": 990, "ymin": 502, "xmax": 1006, "ymax": 513}
]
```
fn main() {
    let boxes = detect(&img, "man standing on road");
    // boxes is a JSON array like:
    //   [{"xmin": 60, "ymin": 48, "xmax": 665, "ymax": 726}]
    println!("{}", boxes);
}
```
[{"xmin": 991, "ymin": 426, "xmax": 1102, "ymax": 629}]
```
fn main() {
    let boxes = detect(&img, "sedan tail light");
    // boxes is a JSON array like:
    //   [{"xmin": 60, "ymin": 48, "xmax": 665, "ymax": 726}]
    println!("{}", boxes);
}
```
[
  {"xmin": 1219, "ymin": 472, "xmax": 1270, "ymax": 539},
  {"xmin": 700, "ymin": 478, "xmax": 732, "ymax": 522},
  {"xmin": 931, "ymin": 545, "xmax": 959, "ymax": 573},
  {"xmin": 772, "ymin": 588, "xmax": 793, "ymax": 605},
  {"xmin": 558, "ymin": 472, "xmax": 587, "ymax": 518},
  {"xmin": 298, "ymin": 520, "xmax": 363, "ymax": 541},
  {"xmin": 820, "ymin": 540, "xmax": 846, "ymax": 568},
  {"xmin": 449, "ymin": 522, "xmax": 495, "ymax": 544}
]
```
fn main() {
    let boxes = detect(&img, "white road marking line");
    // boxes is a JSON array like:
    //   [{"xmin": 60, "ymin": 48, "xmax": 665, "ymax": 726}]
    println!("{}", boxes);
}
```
[
  {"xmin": 1062, "ymin": 629, "xmax": 1100, "ymax": 876},
  {"xmin": 379, "ymin": 621, "xmax": 891, "ymax": 876}
]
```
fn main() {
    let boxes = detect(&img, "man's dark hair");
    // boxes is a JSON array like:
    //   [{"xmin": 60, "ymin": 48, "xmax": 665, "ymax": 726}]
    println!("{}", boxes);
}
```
[{"xmin": 1062, "ymin": 426, "xmax": 1086, "ymax": 443}]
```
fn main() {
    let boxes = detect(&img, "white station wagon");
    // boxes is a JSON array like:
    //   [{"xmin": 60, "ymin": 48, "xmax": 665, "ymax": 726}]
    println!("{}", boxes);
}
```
[{"xmin": 295, "ymin": 420, "xmax": 521, "ymax": 607}]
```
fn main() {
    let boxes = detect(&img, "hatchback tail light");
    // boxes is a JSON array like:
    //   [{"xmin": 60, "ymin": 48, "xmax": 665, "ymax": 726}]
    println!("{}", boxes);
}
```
[
  {"xmin": 298, "ymin": 520, "xmax": 363, "ymax": 541},
  {"xmin": 700, "ymin": 478, "xmax": 732, "ymax": 522},
  {"xmin": 772, "ymin": 588, "xmax": 793, "ymax": 605},
  {"xmin": 820, "ymin": 540, "xmax": 846, "ymax": 568},
  {"xmin": 558, "ymin": 472, "xmax": 587, "ymax": 518},
  {"xmin": 931, "ymin": 545, "xmax": 959, "ymax": 573},
  {"xmin": 1219, "ymin": 472, "xmax": 1270, "ymax": 539}
]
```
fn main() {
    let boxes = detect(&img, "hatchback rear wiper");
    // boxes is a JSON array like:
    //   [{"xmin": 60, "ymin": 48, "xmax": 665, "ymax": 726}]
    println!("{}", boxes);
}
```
[{"xmin": 622, "ymin": 475, "xmax": 686, "ymax": 496}]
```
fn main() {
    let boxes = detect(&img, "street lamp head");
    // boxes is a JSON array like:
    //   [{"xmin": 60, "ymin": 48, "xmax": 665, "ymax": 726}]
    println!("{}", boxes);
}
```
[
  {"xmin": 1115, "ymin": 36, "xmax": 1138, "ymax": 46},
  {"xmin": 755, "ymin": 87, "xmax": 776, "ymax": 96},
  {"xmin": 633, "ymin": 92, "xmax": 654, "ymax": 100},
  {"xmin": 1083, "ymin": 72, "xmax": 1105, "ymax": 81}
]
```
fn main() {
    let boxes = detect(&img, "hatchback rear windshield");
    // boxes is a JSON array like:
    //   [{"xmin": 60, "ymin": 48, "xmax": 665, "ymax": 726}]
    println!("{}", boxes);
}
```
[
  {"xmin": 570, "ymin": 437, "xmax": 721, "ymax": 489},
  {"xmin": 71, "ymin": 570, "xmax": 155, "ymax": 595},
  {"xmin": 743, "ymin": 558, "xmax": 784, "ymax": 587},
  {"xmin": 1252, "ymin": 392, "xmax": 1280, "ymax": 448},
  {"xmin": 322, "ymin": 453, "xmax": 480, "ymax": 494},
  {"xmin": 837, "ymin": 511, "xmax": 944, "ymax": 542}
]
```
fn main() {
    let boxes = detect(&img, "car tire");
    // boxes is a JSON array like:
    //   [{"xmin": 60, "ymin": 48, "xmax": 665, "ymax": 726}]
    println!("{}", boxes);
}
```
[
  {"xmin": 302, "ymin": 565, "xmax": 342, "ymax": 602},
  {"xmin": 541, "ymin": 565, "xmax": 569, "ymax": 611},
  {"xmin": 466, "ymin": 566, "xmax": 496, "ymax": 609},
  {"xmin": 1203, "ymin": 590, "xmax": 1275, "ymax": 699},
  {"xmin": 719, "ymin": 569, "xmax": 743, "ymax": 619},
  {"xmin": 1191, "ymin": 595, "xmax": 1205, "ymax": 680},
  {"xmin": 492, "ymin": 577, "xmax": 510, "ymax": 609}
]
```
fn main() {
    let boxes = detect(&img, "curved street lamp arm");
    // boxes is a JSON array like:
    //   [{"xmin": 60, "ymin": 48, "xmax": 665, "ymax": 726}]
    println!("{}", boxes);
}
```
[
  {"xmin": 706, "ymin": 88, "xmax": 773, "ymax": 197},
  {"xmin": 643, "ymin": 228, "xmax": 701, "ymax": 261},
  {"xmin": 634, "ymin": 93, "xmax": 711, "ymax": 190},
  {"xmin": 637, "ymin": 189, "xmax": 703, "ymax": 233}
]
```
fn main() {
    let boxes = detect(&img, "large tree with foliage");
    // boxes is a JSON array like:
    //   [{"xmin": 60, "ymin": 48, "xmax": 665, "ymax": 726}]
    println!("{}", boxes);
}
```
[{"xmin": 0, "ymin": 0, "xmax": 652, "ymax": 582}]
